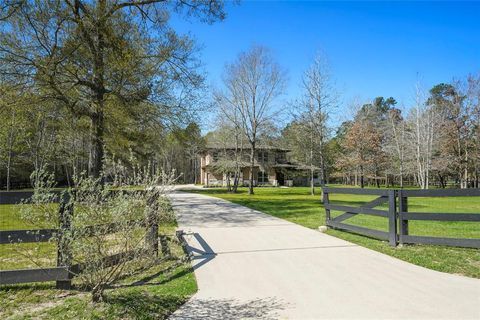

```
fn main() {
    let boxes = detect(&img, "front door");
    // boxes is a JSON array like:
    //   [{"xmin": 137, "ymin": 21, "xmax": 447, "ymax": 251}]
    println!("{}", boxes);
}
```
[{"xmin": 276, "ymin": 171, "xmax": 285, "ymax": 186}]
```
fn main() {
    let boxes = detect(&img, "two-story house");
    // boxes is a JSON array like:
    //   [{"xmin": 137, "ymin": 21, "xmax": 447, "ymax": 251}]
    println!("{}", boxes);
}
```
[{"xmin": 199, "ymin": 145, "xmax": 315, "ymax": 187}]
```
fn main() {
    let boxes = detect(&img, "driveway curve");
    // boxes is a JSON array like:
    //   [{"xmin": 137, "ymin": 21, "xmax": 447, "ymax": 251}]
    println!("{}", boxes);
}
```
[{"xmin": 170, "ymin": 191, "xmax": 479, "ymax": 319}]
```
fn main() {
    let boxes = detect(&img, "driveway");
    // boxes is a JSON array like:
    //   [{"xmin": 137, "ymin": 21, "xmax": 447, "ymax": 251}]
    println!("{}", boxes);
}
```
[{"xmin": 169, "ymin": 191, "xmax": 480, "ymax": 319}]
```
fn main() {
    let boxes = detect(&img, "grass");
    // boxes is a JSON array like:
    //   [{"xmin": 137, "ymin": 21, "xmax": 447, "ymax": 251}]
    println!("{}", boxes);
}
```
[
  {"xmin": 0, "ymin": 261, "xmax": 197, "ymax": 320},
  {"xmin": 191, "ymin": 186, "xmax": 480, "ymax": 278},
  {"xmin": 0, "ymin": 203, "xmax": 198, "ymax": 320}
]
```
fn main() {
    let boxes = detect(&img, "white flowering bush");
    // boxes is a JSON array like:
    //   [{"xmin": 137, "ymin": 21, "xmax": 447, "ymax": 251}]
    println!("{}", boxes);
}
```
[{"xmin": 18, "ymin": 164, "xmax": 178, "ymax": 302}]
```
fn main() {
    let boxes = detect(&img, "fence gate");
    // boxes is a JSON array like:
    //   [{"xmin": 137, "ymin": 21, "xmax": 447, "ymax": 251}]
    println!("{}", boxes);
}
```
[
  {"xmin": 323, "ymin": 188, "xmax": 397, "ymax": 246},
  {"xmin": 323, "ymin": 187, "xmax": 480, "ymax": 249}
]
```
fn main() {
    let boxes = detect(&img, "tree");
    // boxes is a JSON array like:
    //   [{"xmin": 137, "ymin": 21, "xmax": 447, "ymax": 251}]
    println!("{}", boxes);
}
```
[
  {"xmin": 406, "ymin": 84, "xmax": 442, "ymax": 189},
  {"xmin": 466, "ymin": 74, "xmax": 480, "ymax": 187},
  {"xmin": 172, "ymin": 122, "xmax": 205, "ymax": 184},
  {"xmin": 282, "ymin": 115, "xmax": 320, "ymax": 194},
  {"xmin": 0, "ymin": 0, "xmax": 225, "ymax": 179},
  {"xmin": 341, "ymin": 120, "xmax": 383, "ymax": 188},
  {"xmin": 0, "ymin": 84, "xmax": 28, "ymax": 190},
  {"xmin": 385, "ymin": 107, "xmax": 407, "ymax": 187},
  {"xmin": 214, "ymin": 87, "xmax": 248, "ymax": 192},
  {"xmin": 215, "ymin": 46, "xmax": 286, "ymax": 194},
  {"xmin": 297, "ymin": 53, "xmax": 337, "ymax": 195},
  {"xmin": 337, "ymin": 97, "xmax": 393, "ymax": 188},
  {"xmin": 428, "ymin": 83, "xmax": 470, "ymax": 188}
]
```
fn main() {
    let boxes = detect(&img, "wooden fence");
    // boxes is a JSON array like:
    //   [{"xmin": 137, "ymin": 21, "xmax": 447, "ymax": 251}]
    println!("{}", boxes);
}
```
[
  {"xmin": 323, "ymin": 187, "xmax": 480, "ymax": 248},
  {"xmin": 0, "ymin": 190, "xmax": 161, "ymax": 288}
]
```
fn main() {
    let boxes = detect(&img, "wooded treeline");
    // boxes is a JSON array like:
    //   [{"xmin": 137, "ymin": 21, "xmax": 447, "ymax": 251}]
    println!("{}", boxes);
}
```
[
  {"xmin": 332, "ymin": 76, "xmax": 480, "ymax": 189},
  {"xmin": 0, "ymin": 0, "xmax": 218, "ymax": 190},
  {"xmin": 284, "ymin": 77, "xmax": 480, "ymax": 189},
  {"xmin": 0, "ymin": 92, "xmax": 204, "ymax": 189}
]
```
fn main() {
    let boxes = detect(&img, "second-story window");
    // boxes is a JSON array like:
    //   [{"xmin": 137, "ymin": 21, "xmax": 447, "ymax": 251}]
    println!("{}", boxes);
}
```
[
  {"xmin": 275, "ymin": 152, "xmax": 286, "ymax": 162},
  {"xmin": 212, "ymin": 152, "xmax": 219, "ymax": 162},
  {"xmin": 257, "ymin": 151, "xmax": 268, "ymax": 163}
]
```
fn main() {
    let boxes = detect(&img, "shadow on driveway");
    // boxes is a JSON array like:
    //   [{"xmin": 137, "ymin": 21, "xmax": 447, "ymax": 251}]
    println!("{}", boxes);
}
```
[{"xmin": 170, "ymin": 297, "xmax": 287, "ymax": 319}]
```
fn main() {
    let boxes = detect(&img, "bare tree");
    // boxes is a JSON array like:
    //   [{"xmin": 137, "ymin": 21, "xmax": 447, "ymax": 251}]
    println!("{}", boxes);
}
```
[
  {"xmin": 216, "ymin": 46, "xmax": 286, "ymax": 194},
  {"xmin": 466, "ymin": 74, "xmax": 480, "ymax": 187},
  {"xmin": 385, "ymin": 106, "xmax": 407, "ymax": 187},
  {"xmin": 407, "ymin": 84, "xmax": 442, "ymax": 189},
  {"xmin": 213, "ymin": 97, "xmax": 247, "ymax": 192},
  {"xmin": 299, "ymin": 53, "xmax": 337, "ymax": 195}
]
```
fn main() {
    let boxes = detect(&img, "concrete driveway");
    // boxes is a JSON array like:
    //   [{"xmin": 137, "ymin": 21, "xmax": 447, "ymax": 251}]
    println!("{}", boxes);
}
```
[{"xmin": 169, "ymin": 191, "xmax": 480, "ymax": 319}]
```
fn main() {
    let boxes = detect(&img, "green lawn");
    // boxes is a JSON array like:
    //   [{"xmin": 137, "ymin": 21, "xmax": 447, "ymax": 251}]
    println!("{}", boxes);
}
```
[
  {"xmin": 0, "ymin": 203, "xmax": 197, "ymax": 319},
  {"xmin": 191, "ymin": 186, "xmax": 480, "ymax": 278},
  {"xmin": 0, "ymin": 261, "xmax": 197, "ymax": 319}
]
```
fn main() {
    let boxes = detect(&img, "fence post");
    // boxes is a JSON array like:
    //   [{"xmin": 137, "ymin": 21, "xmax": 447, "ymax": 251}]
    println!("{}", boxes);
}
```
[
  {"xmin": 56, "ymin": 192, "xmax": 73, "ymax": 289},
  {"xmin": 388, "ymin": 190, "xmax": 397, "ymax": 247},
  {"xmin": 323, "ymin": 189, "xmax": 331, "ymax": 226},
  {"xmin": 159, "ymin": 235, "xmax": 171, "ymax": 257},
  {"xmin": 398, "ymin": 190, "xmax": 408, "ymax": 245},
  {"xmin": 146, "ymin": 192, "xmax": 159, "ymax": 256}
]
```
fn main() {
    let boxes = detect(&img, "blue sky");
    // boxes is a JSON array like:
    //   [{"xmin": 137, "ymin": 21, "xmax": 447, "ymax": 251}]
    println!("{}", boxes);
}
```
[{"xmin": 170, "ymin": 1, "xmax": 480, "ymax": 128}]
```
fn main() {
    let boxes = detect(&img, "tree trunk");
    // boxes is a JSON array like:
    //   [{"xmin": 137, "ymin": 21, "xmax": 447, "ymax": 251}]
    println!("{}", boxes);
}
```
[
  {"xmin": 91, "ymin": 285, "xmax": 105, "ymax": 303},
  {"xmin": 6, "ymin": 151, "xmax": 11, "ymax": 191},
  {"xmin": 88, "ymin": 2, "xmax": 106, "ymax": 181},
  {"xmin": 319, "ymin": 154, "xmax": 326, "ymax": 200},
  {"xmin": 232, "ymin": 169, "xmax": 239, "ymax": 193},
  {"xmin": 226, "ymin": 173, "xmax": 231, "ymax": 192},
  {"xmin": 88, "ymin": 110, "xmax": 105, "ymax": 179},
  {"xmin": 193, "ymin": 157, "xmax": 198, "ymax": 184},
  {"xmin": 360, "ymin": 165, "xmax": 365, "ymax": 188},
  {"xmin": 463, "ymin": 149, "xmax": 468, "ymax": 189},
  {"xmin": 310, "ymin": 166, "xmax": 315, "ymax": 196},
  {"xmin": 248, "ymin": 143, "xmax": 255, "ymax": 195},
  {"xmin": 399, "ymin": 163, "xmax": 404, "ymax": 188}
]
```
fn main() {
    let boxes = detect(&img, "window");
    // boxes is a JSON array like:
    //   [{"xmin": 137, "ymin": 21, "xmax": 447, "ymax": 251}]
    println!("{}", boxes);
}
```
[
  {"xmin": 275, "ymin": 152, "xmax": 286, "ymax": 162},
  {"xmin": 258, "ymin": 171, "xmax": 269, "ymax": 184},
  {"xmin": 212, "ymin": 152, "xmax": 219, "ymax": 162},
  {"xmin": 257, "ymin": 151, "xmax": 268, "ymax": 163}
]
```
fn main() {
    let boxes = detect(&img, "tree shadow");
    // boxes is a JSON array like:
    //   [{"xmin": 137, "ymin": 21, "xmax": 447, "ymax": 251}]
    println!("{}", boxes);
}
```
[
  {"xmin": 112, "ymin": 264, "xmax": 193, "ymax": 289},
  {"xmin": 170, "ymin": 296, "xmax": 287, "ymax": 320},
  {"xmin": 105, "ymin": 290, "xmax": 189, "ymax": 320},
  {"xmin": 186, "ymin": 189, "xmax": 249, "ymax": 195}
]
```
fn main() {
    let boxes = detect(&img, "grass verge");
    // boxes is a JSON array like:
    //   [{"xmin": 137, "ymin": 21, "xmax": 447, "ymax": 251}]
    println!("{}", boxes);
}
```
[{"xmin": 1, "ymin": 260, "xmax": 196, "ymax": 320}]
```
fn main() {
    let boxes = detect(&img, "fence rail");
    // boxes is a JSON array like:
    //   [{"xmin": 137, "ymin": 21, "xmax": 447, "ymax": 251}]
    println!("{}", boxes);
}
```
[
  {"xmin": 1, "ymin": 267, "xmax": 71, "ymax": 285},
  {"xmin": 323, "ymin": 187, "xmax": 480, "ymax": 249},
  {"xmin": 0, "ymin": 190, "xmax": 160, "ymax": 288},
  {"xmin": 397, "ymin": 189, "xmax": 480, "ymax": 249}
]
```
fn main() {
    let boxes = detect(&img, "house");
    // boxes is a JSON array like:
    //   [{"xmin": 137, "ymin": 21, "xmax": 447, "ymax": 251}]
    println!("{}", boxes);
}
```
[{"xmin": 199, "ymin": 145, "xmax": 320, "ymax": 187}]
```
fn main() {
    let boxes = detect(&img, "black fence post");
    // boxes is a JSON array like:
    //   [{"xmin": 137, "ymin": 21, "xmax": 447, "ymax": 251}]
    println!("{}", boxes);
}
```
[
  {"xmin": 56, "ymin": 192, "xmax": 73, "ymax": 289},
  {"xmin": 159, "ymin": 235, "xmax": 171, "ymax": 257},
  {"xmin": 398, "ymin": 190, "xmax": 409, "ymax": 245},
  {"xmin": 146, "ymin": 192, "xmax": 159, "ymax": 256},
  {"xmin": 388, "ymin": 190, "xmax": 397, "ymax": 247},
  {"xmin": 323, "ymin": 189, "xmax": 331, "ymax": 226}
]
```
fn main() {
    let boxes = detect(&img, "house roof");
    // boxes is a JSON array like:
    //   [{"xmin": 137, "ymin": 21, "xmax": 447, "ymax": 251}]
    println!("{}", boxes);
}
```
[
  {"xmin": 203, "ymin": 160, "xmax": 319, "ymax": 171},
  {"xmin": 273, "ymin": 164, "xmax": 321, "ymax": 171},
  {"xmin": 201, "ymin": 144, "xmax": 290, "ymax": 153}
]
